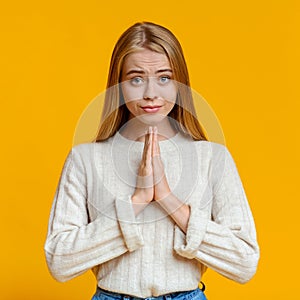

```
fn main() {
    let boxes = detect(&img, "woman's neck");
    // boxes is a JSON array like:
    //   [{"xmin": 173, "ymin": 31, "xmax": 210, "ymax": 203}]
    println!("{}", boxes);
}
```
[{"xmin": 119, "ymin": 118, "xmax": 177, "ymax": 142}]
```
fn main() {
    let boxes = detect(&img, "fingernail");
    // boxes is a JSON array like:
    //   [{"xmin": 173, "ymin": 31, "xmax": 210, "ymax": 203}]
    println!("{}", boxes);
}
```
[{"xmin": 149, "ymin": 126, "xmax": 152, "ymax": 133}]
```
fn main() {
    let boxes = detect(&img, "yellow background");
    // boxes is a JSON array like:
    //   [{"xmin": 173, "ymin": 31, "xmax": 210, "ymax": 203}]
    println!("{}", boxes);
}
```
[{"xmin": 1, "ymin": 1, "xmax": 299, "ymax": 299}]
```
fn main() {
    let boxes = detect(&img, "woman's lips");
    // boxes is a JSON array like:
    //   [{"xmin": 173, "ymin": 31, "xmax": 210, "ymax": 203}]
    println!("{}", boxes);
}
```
[{"xmin": 141, "ymin": 106, "xmax": 162, "ymax": 113}]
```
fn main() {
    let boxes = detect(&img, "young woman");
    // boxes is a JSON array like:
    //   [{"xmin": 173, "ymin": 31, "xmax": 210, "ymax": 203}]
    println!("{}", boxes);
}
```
[{"xmin": 45, "ymin": 22, "xmax": 259, "ymax": 300}]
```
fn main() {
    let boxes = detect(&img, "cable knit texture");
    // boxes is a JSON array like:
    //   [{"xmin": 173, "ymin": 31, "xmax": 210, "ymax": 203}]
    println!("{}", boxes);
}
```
[{"xmin": 44, "ymin": 132, "xmax": 259, "ymax": 297}]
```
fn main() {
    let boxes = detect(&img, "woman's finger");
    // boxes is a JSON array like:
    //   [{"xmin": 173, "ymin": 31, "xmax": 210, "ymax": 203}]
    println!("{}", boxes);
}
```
[
  {"xmin": 146, "ymin": 127, "xmax": 153, "ymax": 167},
  {"xmin": 142, "ymin": 127, "xmax": 151, "ymax": 162},
  {"xmin": 152, "ymin": 126, "xmax": 160, "ymax": 157}
]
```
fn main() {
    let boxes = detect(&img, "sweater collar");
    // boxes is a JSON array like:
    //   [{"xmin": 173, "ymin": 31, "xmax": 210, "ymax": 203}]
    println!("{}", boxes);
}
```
[{"xmin": 112, "ymin": 130, "xmax": 192, "ymax": 153}]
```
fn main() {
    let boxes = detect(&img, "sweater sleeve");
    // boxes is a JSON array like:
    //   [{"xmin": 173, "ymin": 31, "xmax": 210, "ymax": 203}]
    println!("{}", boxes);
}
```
[
  {"xmin": 44, "ymin": 146, "xmax": 144, "ymax": 282},
  {"xmin": 174, "ymin": 145, "xmax": 259, "ymax": 283}
]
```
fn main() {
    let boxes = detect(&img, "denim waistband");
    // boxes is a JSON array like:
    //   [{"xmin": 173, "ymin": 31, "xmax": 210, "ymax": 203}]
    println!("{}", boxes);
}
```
[{"xmin": 93, "ymin": 283, "xmax": 206, "ymax": 300}]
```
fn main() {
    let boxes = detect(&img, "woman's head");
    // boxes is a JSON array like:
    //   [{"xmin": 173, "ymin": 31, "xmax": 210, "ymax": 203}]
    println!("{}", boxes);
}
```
[
  {"xmin": 95, "ymin": 21, "xmax": 207, "ymax": 141},
  {"xmin": 120, "ymin": 48, "xmax": 178, "ymax": 127}
]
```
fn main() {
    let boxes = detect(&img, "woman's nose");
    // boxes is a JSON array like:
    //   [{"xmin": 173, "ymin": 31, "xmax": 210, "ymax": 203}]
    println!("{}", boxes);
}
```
[{"xmin": 143, "ymin": 78, "xmax": 157, "ymax": 100}]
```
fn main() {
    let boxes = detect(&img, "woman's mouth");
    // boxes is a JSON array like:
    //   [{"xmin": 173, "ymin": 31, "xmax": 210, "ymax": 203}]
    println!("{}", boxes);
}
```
[{"xmin": 141, "ymin": 105, "xmax": 162, "ymax": 113}]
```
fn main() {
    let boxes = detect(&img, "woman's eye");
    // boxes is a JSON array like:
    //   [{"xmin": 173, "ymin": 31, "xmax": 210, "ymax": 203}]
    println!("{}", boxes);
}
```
[
  {"xmin": 159, "ymin": 76, "xmax": 171, "ymax": 84},
  {"xmin": 130, "ymin": 77, "xmax": 144, "ymax": 85}
]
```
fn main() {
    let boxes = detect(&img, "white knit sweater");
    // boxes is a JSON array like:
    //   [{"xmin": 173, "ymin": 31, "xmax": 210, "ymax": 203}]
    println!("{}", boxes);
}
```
[{"xmin": 44, "ymin": 132, "xmax": 259, "ymax": 298}]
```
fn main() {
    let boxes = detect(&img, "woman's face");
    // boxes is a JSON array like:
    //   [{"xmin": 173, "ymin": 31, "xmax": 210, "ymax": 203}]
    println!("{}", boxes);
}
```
[{"xmin": 120, "ymin": 48, "xmax": 177, "ymax": 125}]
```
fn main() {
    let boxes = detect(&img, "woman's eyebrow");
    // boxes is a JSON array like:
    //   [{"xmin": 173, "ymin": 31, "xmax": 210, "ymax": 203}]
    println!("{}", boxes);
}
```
[
  {"xmin": 125, "ymin": 69, "xmax": 173, "ymax": 76},
  {"xmin": 125, "ymin": 69, "xmax": 145, "ymax": 76},
  {"xmin": 155, "ymin": 69, "xmax": 173, "ymax": 74}
]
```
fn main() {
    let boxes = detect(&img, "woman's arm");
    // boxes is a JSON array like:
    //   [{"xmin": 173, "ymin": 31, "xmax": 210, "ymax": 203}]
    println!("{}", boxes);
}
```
[
  {"xmin": 155, "ymin": 194, "xmax": 190, "ymax": 233},
  {"xmin": 173, "ymin": 145, "xmax": 260, "ymax": 283},
  {"xmin": 44, "ymin": 146, "xmax": 144, "ymax": 282}
]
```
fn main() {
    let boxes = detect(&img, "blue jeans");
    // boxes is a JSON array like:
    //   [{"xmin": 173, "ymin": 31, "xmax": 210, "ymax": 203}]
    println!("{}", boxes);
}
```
[{"xmin": 91, "ymin": 287, "xmax": 207, "ymax": 300}]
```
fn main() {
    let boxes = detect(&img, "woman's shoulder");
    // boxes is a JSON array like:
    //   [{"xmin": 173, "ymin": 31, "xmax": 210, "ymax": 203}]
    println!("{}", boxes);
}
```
[
  {"xmin": 189, "ymin": 138, "xmax": 228, "ymax": 154},
  {"xmin": 178, "ymin": 132, "xmax": 226, "ymax": 151},
  {"xmin": 188, "ymin": 139, "xmax": 230, "ymax": 165},
  {"xmin": 68, "ymin": 140, "xmax": 113, "ymax": 160},
  {"xmin": 193, "ymin": 139, "xmax": 226, "ymax": 149}
]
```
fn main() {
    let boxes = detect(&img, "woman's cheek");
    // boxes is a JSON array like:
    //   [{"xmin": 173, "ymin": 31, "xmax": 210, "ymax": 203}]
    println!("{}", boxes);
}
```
[
  {"xmin": 122, "ymin": 83, "xmax": 144, "ymax": 102},
  {"xmin": 159, "ymin": 82, "xmax": 177, "ymax": 104}
]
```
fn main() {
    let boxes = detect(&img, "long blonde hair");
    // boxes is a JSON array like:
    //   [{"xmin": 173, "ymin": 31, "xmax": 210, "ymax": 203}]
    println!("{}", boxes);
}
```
[{"xmin": 95, "ymin": 21, "xmax": 207, "ymax": 142}]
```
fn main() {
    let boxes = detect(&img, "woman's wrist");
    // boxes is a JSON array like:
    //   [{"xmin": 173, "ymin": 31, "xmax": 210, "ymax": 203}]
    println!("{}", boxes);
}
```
[
  {"xmin": 132, "ymin": 189, "xmax": 153, "ymax": 204},
  {"xmin": 156, "ymin": 193, "xmax": 190, "ymax": 233},
  {"xmin": 131, "ymin": 192, "xmax": 152, "ymax": 215}
]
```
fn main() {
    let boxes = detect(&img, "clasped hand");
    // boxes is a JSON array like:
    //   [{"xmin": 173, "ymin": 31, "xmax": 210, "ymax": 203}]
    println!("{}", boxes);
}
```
[
  {"xmin": 131, "ymin": 127, "xmax": 190, "ymax": 232},
  {"xmin": 132, "ymin": 126, "xmax": 171, "ymax": 205}
]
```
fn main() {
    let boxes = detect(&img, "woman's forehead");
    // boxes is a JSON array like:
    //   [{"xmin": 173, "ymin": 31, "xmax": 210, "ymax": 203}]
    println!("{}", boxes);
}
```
[{"xmin": 122, "ymin": 48, "xmax": 171, "ymax": 72}]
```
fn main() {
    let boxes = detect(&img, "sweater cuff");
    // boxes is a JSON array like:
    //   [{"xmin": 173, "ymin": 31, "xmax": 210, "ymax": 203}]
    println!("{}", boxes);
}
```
[
  {"xmin": 115, "ymin": 195, "xmax": 144, "ymax": 252},
  {"xmin": 173, "ymin": 203, "xmax": 210, "ymax": 259}
]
